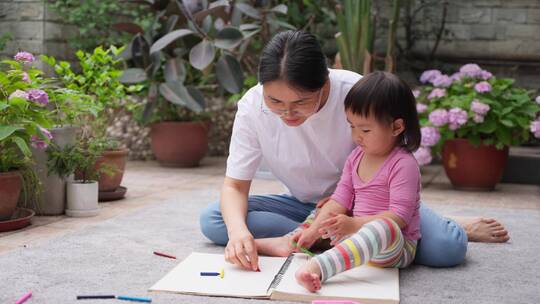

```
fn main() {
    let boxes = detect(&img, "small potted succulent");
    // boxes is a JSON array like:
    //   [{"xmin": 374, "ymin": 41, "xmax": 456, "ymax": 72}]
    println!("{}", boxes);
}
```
[
  {"xmin": 414, "ymin": 63, "xmax": 540, "ymax": 190},
  {"xmin": 46, "ymin": 139, "xmax": 108, "ymax": 217}
]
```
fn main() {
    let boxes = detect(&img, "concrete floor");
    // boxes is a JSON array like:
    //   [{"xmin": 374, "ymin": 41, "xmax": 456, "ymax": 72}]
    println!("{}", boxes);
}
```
[{"xmin": 1, "ymin": 157, "xmax": 539, "ymax": 255}]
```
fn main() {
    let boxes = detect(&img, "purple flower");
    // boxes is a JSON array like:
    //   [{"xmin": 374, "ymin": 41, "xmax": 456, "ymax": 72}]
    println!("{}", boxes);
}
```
[
  {"xmin": 450, "ymin": 72, "xmax": 463, "ymax": 82},
  {"xmin": 30, "ymin": 127, "xmax": 53, "ymax": 149},
  {"xmin": 470, "ymin": 99, "xmax": 490, "ymax": 115},
  {"xmin": 8, "ymin": 89, "xmax": 29, "ymax": 100},
  {"xmin": 27, "ymin": 89, "xmax": 49, "ymax": 105},
  {"xmin": 420, "ymin": 69, "xmax": 442, "ymax": 84},
  {"xmin": 421, "ymin": 127, "xmax": 441, "ymax": 147},
  {"xmin": 474, "ymin": 81, "xmax": 492, "ymax": 93},
  {"xmin": 459, "ymin": 63, "xmax": 482, "ymax": 78},
  {"xmin": 413, "ymin": 146, "xmax": 433, "ymax": 166},
  {"xmin": 412, "ymin": 89, "xmax": 420, "ymax": 98},
  {"xmin": 428, "ymin": 88, "xmax": 446, "ymax": 100},
  {"xmin": 22, "ymin": 72, "xmax": 30, "ymax": 83},
  {"xmin": 432, "ymin": 74, "xmax": 453, "ymax": 88},
  {"xmin": 429, "ymin": 109, "xmax": 449, "ymax": 127},
  {"xmin": 473, "ymin": 114, "xmax": 485, "ymax": 123},
  {"xmin": 531, "ymin": 120, "xmax": 540, "ymax": 139},
  {"xmin": 535, "ymin": 96, "xmax": 540, "ymax": 105},
  {"xmin": 479, "ymin": 70, "xmax": 493, "ymax": 80},
  {"xmin": 14, "ymin": 51, "xmax": 35, "ymax": 63},
  {"xmin": 416, "ymin": 103, "xmax": 428, "ymax": 114},
  {"xmin": 448, "ymin": 107, "xmax": 468, "ymax": 130}
]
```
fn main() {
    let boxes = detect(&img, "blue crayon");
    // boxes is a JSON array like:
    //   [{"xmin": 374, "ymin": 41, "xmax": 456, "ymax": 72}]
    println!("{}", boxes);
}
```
[
  {"xmin": 201, "ymin": 268, "xmax": 224, "ymax": 278},
  {"xmin": 116, "ymin": 295, "xmax": 152, "ymax": 303}
]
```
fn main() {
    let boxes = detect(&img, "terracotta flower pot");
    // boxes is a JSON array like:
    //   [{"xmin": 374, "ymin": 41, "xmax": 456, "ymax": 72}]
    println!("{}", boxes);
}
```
[
  {"xmin": 95, "ymin": 149, "xmax": 129, "ymax": 192},
  {"xmin": 442, "ymin": 139, "xmax": 509, "ymax": 191},
  {"xmin": 0, "ymin": 171, "xmax": 22, "ymax": 221},
  {"xmin": 150, "ymin": 121, "xmax": 210, "ymax": 167}
]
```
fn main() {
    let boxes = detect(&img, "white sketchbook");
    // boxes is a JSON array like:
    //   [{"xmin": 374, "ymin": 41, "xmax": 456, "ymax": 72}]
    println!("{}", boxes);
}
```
[{"xmin": 150, "ymin": 252, "xmax": 399, "ymax": 303}]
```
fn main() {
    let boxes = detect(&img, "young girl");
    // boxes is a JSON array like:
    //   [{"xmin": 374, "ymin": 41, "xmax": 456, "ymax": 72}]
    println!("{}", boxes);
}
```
[{"xmin": 293, "ymin": 71, "xmax": 422, "ymax": 292}]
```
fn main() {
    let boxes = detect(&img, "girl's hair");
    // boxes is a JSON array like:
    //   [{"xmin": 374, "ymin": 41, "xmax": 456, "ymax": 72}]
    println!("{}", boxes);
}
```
[
  {"xmin": 344, "ymin": 71, "xmax": 421, "ymax": 152},
  {"xmin": 258, "ymin": 30, "xmax": 328, "ymax": 92}
]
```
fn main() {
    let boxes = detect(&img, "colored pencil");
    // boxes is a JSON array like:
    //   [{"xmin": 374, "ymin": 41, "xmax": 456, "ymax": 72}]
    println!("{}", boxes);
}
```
[
  {"xmin": 153, "ymin": 251, "xmax": 176, "ymax": 259},
  {"xmin": 77, "ymin": 295, "xmax": 116, "ymax": 300},
  {"xmin": 291, "ymin": 240, "xmax": 315, "ymax": 257},
  {"xmin": 117, "ymin": 295, "xmax": 152, "ymax": 303},
  {"xmin": 15, "ymin": 292, "xmax": 32, "ymax": 304}
]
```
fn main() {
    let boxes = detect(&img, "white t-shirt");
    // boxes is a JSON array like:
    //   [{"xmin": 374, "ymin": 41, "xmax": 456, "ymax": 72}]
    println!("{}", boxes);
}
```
[{"xmin": 226, "ymin": 69, "xmax": 362, "ymax": 203}]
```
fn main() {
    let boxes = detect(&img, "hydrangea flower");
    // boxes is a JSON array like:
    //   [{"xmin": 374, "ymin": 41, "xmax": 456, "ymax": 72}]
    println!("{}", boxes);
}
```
[
  {"xmin": 479, "ymin": 70, "xmax": 493, "ymax": 80},
  {"xmin": 30, "ymin": 127, "xmax": 53, "ymax": 149},
  {"xmin": 413, "ymin": 146, "xmax": 433, "ymax": 166},
  {"xmin": 450, "ymin": 72, "xmax": 463, "ymax": 82},
  {"xmin": 14, "ymin": 51, "xmax": 35, "ymax": 63},
  {"xmin": 421, "ymin": 127, "xmax": 441, "ymax": 147},
  {"xmin": 22, "ymin": 72, "xmax": 30, "ymax": 83},
  {"xmin": 428, "ymin": 88, "xmax": 446, "ymax": 100},
  {"xmin": 416, "ymin": 103, "xmax": 428, "ymax": 114},
  {"xmin": 448, "ymin": 108, "xmax": 468, "ymax": 130},
  {"xmin": 473, "ymin": 114, "xmax": 485, "ymax": 123},
  {"xmin": 459, "ymin": 63, "xmax": 482, "ymax": 78},
  {"xmin": 531, "ymin": 120, "xmax": 540, "ymax": 139},
  {"xmin": 474, "ymin": 81, "xmax": 492, "ymax": 93},
  {"xmin": 429, "ymin": 109, "xmax": 449, "ymax": 127},
  {"xmin": 412, "ymin": 89, "xmax": 420, "ymax": 98},
  {"xmin": 27, "ymin": 89, "xmax": 49, "ymax": 105},
  {"xmin": 432, "ymin": 74, "xmax": 453, "ymax": 88},
  {"xmin": 8, "ymin": 89, "xmax": 29, "ymax": 101},
  {"xmin": 471, "ymin": 100, "xmax": 490, "ymax": 115},
  {"xmin": 535, "ymin": 96, "xmax": 540, "ymax": 105},
  {"xmin": 420, "ymin": 69, "xmax": 442, "ymax": 84}
]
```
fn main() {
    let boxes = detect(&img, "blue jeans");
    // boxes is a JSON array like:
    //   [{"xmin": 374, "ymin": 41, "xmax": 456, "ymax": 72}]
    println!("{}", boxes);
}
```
[{"xmin": 199, "ymin": 194, "xmax": 467, "ymax": 267}]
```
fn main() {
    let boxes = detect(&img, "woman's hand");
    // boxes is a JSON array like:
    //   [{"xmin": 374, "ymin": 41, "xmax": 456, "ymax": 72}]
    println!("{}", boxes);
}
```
[
  {"xmin": 319, "ymin": 213, "xmax": 363, "ymax": 245},
  {"xmin": 225, "ymin": 230, "xmax": 259, "ymax": 271}
]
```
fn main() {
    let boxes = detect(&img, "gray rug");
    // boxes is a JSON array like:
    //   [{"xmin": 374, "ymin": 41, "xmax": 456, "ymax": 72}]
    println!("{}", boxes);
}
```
[{"xmin": 1, "ymin": 190, "xmax": 539, "ymax": 304}]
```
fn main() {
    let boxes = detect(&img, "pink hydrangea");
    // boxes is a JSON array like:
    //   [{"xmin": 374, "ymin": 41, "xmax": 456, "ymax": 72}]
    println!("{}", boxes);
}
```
[
  {"xmin": 535, "ymin": 96, "xmax": 540, "ymax": 105},
  {"xmin": 450, "ymin": 72, "xmax": 463, "ymax": 82},
  {"xmin": 421, "ymin": 127, "xmax": 441, "ymax": 147},
  {"xmin": 470, "ymin": 99, "xmax": 490, "ymax": 115},
  {"xmin": 8, "ymin": 89, "xmax": 29, "ymax": 100},
  {"xmin": 448, "ymin": 108, "xmax": 468, "ymax": 130},
  {"xmin": 22, "ymin": 72, "xmax": 30, "ymax": 83},
  {"xmin": 473, "ymin": 114, "xmax": 485, "ymax": 123},
  {"xmin": 429, "ymin": 109, "xmax": 449, "ymax": 127},
  {"xmin": 27, "ymin": 89, "xmax": 49, "ymax": 105},
  {"xmin": 14, "ymin": 51, "xmax": 35, "ymax": 63},
  {"xmin": 479, "ymin": 70, "xmax": 493, "ymax": 80},
  {"xmin": 428, "ymin": 88, "xmax": 446, "ymax": 100},
  {"xmin": 420, "ymin": 69, "xmax": 442, "ymax": 84},
  {"xmin": 416, "ymin": 103, "xmax": 428, "ymax": 114},
  {"xmin": 412, "ymin": 89, "xmax": 420, "ymax": 98},
  {"xmin": 30, "ymin": 127, "xmax": 53, "ymax": 149},
  {"xmin": 459, "ymin": 63, "xmax": 482, "ymax": 78},
  {"xmin": 531, "ymin": 120, "xmax": 540, "ymax": 139},
  {"xmin": 474, "ymin": 81, "xmax": 492, "ymax": 93},
  {"xmin": 413, "ymin": 146, "xmax": 433, "ymax": 166},
  {"xmin": 432, "ymin": 74, "xmax": 452, "ymax": 88}
]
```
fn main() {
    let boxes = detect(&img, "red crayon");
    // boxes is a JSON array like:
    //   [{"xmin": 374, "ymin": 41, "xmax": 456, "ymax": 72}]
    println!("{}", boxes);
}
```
[{"xmin": 153, "ymin": 251, "xmax": 176, "ymax": 259}]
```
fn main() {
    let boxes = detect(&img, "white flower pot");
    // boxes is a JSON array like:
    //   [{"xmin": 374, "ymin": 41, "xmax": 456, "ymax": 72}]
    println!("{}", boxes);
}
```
[{"xmin": 66, "ymin": 181, "xmax": 99, "ymax": 217}]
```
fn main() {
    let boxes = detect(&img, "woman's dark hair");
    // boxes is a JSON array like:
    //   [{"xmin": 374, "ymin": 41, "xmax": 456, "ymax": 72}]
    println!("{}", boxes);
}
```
[
  {"xmin": 258, "ymin": 30, "xmax": 328, "ymax": 92},
  {"xmin": 344, "ymin": 71, "xmax": 421, "ymax": 152}
]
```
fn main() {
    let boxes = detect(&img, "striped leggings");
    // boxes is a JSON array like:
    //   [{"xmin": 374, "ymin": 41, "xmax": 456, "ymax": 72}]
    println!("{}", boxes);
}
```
[{"xmin": 314, "ymin": 217, "xmax": 417, "ymax": 282}]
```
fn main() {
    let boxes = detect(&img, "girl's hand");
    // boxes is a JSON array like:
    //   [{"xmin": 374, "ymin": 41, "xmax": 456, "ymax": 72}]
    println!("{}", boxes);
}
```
[
  {"xmin": 319, "ymin": 213, "xmax": 363, "ymax": 245},
  {"xmin": 291, "ymin": 227, "xmax": 320, "ymax": 250}
]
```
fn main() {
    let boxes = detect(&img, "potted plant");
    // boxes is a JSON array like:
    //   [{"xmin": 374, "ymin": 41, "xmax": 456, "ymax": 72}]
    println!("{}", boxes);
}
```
[
  {"xmin": 414, "ymin": 63, "xmax": 540, "ymax": 190},
  {"xmin": 0, "ymin": 52, "xmax": 55, "ymax": 219},
  {"xmin": 46, "ymin": 139, "xmax": 107, "ymax": 217},
  {"xmin": 43, "ymin": 46, "xmax": 142, "ymax": 199},
  {"xmin": 117, "ymin": 0, "xmax": 291, "ymax": 167}
]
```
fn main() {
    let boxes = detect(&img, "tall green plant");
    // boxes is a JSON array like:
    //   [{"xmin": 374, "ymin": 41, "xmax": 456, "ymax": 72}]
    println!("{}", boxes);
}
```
[{"xmin": 335, "ymin": 0, "xmax": 401, "ymax": 74}]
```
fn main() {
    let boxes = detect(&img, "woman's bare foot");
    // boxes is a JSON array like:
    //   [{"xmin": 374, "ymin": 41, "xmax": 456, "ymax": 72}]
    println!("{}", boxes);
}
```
[
  {"xmin": 454, "ymin": 217, "xmax": 510, "ymax": 243},
  {"xmin": 255, "ymin": 236, "xmax": 295, "ymax": 257},
  {"xmin": 295, "ymin": 259, "xmax": 322, "ymax": 292}
]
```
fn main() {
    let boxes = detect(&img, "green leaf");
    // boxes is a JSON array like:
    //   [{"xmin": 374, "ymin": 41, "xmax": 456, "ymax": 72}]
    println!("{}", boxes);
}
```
[
  {"xmin": 214, "ymin": 27, "xmax": 244, "ymax": 50},
  {"xmin": 500, "ymin": 119, "xmax": 514, "ymax": 127},
  {"xmin": 118, "ymin": 68, "xmax": 148, "ymax": 84},
  {"xmin": 189, "ymin": 39, "xmax": 215, "ymax": 70},
  {"xmin": 164, "ymin": 58, "xmax": 186, "ymax": 83},
  {"xmin": 159, "ymin": 81, "xmax": 203, "ymax": 113},
  {"xmin": 150, "ymin": 29, "xmax": 193, "ymax": 54},
  {"xmin": 271, "ymin": 4, "xmax": 288, "ymax": 15},
  {"xmin": 12, "ymin": 136, "xmax": 31, "ymax": 157},
  {"xmin": 0, "ymin": 125, "xmax": 22, "ymax": 141},
  {"xmin": 215, "ymin": 54, "xmax": 244, "ymax": 94},
  {"xmin": 0, "ymin": 103, "xmax": 9, "ymax": 111},
  {"xmin": 236, "ymin": 3, "xmax": 261, "ymax": 19}
]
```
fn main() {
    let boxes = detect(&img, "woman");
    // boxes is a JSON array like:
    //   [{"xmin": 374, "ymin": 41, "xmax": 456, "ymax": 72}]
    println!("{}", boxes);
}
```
[{"xmin": 199, "ymin": 30, "xmax": 509, "ymax": 271}]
